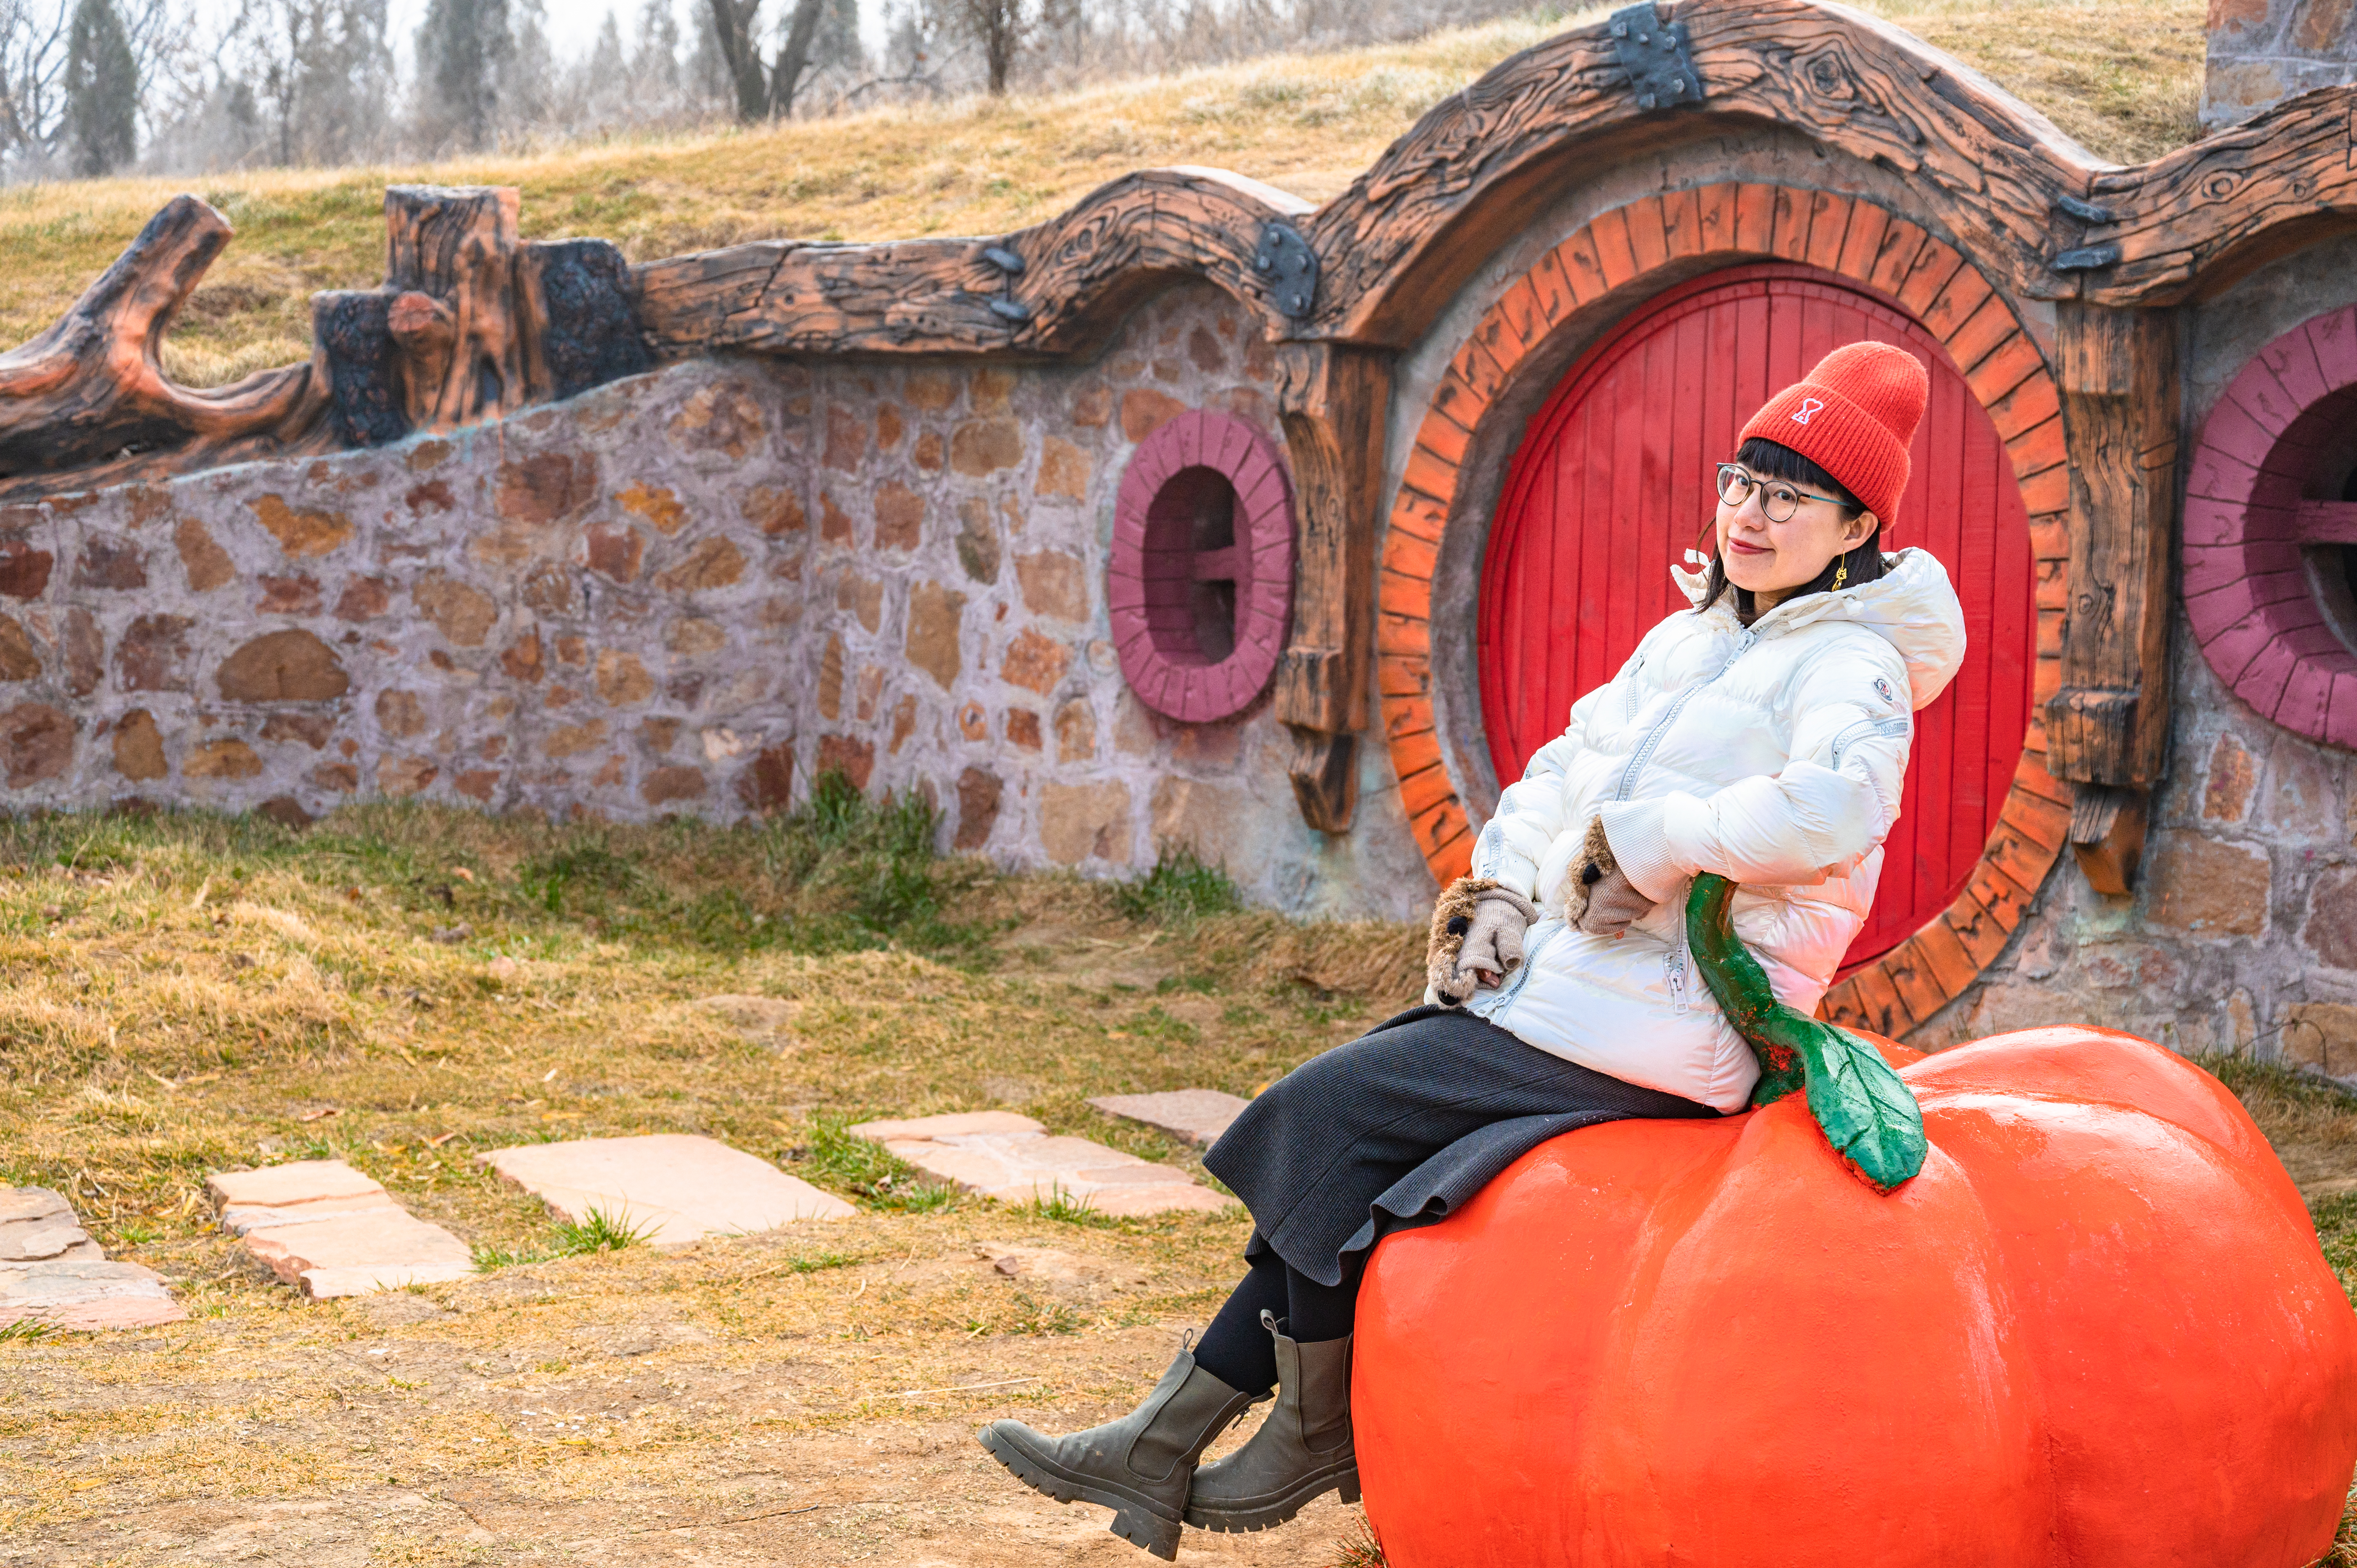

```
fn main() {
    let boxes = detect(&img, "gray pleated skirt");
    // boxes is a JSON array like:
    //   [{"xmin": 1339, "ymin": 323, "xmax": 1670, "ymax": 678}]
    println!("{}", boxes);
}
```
[{"xmin": 1203, "ymin": 1005, "xmax": 1720, "ymax": 1287}]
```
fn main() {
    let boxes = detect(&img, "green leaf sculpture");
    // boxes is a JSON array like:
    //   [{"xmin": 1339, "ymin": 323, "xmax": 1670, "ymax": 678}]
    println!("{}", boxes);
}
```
[{"xmin": 1684, "ymin": 873, "xmax": 1927, "ymax": 1193}]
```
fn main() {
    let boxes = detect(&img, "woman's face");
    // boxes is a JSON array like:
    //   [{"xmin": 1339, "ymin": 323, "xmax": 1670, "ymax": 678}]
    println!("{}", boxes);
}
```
[{"xmin": 1713, "ymin": 464, "xmax": 1876, "ymax": 604}]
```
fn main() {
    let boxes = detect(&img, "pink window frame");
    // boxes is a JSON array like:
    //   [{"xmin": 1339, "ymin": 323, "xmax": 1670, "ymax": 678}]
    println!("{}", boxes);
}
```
[
  {"xmin": 2184, "ymin": 306, "xmax": 2357, "ymax": 749},
  {"xmin": 1108, "ymin": 410, "xmax": 1295, "ymax": 723}
]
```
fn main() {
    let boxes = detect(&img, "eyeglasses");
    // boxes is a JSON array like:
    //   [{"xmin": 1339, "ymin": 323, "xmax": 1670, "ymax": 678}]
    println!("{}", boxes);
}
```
[{"xmin": 1715, "ymin": 463, "xmax": 1845, "ymax": 523}]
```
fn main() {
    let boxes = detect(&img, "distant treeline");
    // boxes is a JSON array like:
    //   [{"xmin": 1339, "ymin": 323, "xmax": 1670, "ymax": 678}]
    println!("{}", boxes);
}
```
[{"xmin": 0, "ymin": 0, "xmax": 1539, "ymax": 180}]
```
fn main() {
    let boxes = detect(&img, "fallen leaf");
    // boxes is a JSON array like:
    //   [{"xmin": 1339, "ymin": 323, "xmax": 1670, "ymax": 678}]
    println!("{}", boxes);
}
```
[{"xmin": 298, "ymin": 1107, "xmax": 340, "ymax": 1122}]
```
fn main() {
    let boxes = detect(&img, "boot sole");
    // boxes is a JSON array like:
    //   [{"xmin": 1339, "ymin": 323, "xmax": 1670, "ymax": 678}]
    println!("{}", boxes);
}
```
[
  {"xmin": 1184, "ymin": 1460, "xmax": 1361, "ymax": 1533},
  {"xmin": 975, "ymin": 1423, "xmax": 1183, "ymax": 1560}
]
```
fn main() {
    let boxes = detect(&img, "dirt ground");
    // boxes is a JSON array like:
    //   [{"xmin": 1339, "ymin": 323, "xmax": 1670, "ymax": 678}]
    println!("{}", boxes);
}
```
[{"xmin": 0, "ymin": 1211, "xmax": 1383, "ymax": 1567}]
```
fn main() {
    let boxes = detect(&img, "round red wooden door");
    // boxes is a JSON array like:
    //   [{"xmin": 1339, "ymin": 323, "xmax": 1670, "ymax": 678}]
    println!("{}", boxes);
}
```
[{"xmin": 1480, "ymin": 263, "xmax": 2034, "ymax": 973}]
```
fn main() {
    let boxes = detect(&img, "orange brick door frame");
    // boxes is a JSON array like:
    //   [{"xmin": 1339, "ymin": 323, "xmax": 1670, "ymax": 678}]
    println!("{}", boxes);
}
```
[{"xmin": 1379, "ymin": 182, "xmax": 2073, "ymax": 1037}]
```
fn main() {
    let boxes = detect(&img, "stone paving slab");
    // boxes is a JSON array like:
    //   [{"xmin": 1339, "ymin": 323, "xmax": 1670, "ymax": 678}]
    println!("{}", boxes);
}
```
[
  {"xmin": 207, "ymin": 1160, "xmax": 473, "ymax": 1299},
  {"xmin": 479, "ymin": 1134, "xmax": 855, "ymax": 1246},
  {"xmin": 848, "ymin": 1112, "xmax": 1230, "ymax": 1216},
  {"xmin": 0, "ymin": 1186, "xmax": 184, "ymax": 1330},
  {"xmin": 1086, "ymin": 1088, "xmax": 1252, "ymax": 1147}
]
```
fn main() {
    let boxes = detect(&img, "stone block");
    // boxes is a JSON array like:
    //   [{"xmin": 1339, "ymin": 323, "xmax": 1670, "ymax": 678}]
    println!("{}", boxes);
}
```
[
  {"xmin": 251, "ymin": 494, "xmax": 353, "ymax": 556},
  {"xmin": 1088, "ymin": 1089, "xmax": 1251, "ymax": 1146},
  {"xmin": 0, "ymin": 1259, "xmax": 185, "ymax": 1331},
  {"xmin": 0, "ymin": 1186, "xmax": 101, "ymax": 1263},
  {"xmin": 2202, "ymin": 732, "xmax": 2256, "ymax": 822},
  {"xmin": 1122, "ymin": 389, "xmax": 1187, "ymax": 442},
  {"xmin": 1016, "ymin": 551, "xmax": 1089, "ymax": 623},
  {"xmin": 208, "ymin": 1158, "xmax": 472, "ymax": 1298},
  {"xmin": 955, "ymin": 496, "xmax": 1000, "ymax": 584},
  {"xmin": 414, "ymin": 572, "xmax": 498, "ymax": 648},
  {"xmin": 2285, "ymin": 1003, "xmax": 2357, "ymax": 1079},
  {"xmin": 955, "ymin": 765, "xmax": 1002, "ymax": 850},
  {"xmin": 481, "ymin": 1134, "xmax": 853, "ymax": 1245},
  {"xmin": 654, "ymin": 537, "xmax": 746, "ymax": 594},
  {"xmin": 112, "ymin": 709, "xmax": 165, "ymax": 780},
  {"xmin": 1040, "ymin": 779, "xmax": 1131, "ymax": 865},
  {"xmin": 618, "ymin": 482, "xmax": 688, "ymax": 535},
  {"xmin": 217, "ymin": 629, "xmax": 350, "ymax": 701},
  {"xmin": 2146, "ymin": 832, "xmax": 2270, "ymax": 936},
  {"xmin": 1002, "ymin": 628, "xmax": 1071, "ymax": 695},
  {"xmin": 175, "ymin": 517, "xmax": 232, "ymax": 592},
  {"xmin": 906, "ymin": 582, "xmax": 966, "ymax": 690},
  {"xmin": 496, "ymin": 453, "xmax": 596, "ymax": 524},
  {"xmin": 0, "ymin": 1186, "xmax": 182, "ymax": 1329},
  {"xmin": 0, "ymin": 702, "xmax": 71, "ymax": 787},
  {"xmin": 846, "ymin": 1111, "xmax": 1226, "ymax": 1215},
  {"xmin": 2308, "ymin": 866, "xmax": 2357, "ymax": 969},
  {"xmin": 950, "ymin": 418, "xmax": 1023, "ymax": 476},
  {"xmin": 874, "ymin": 481, "xmax": 924, "ymax": 550}
]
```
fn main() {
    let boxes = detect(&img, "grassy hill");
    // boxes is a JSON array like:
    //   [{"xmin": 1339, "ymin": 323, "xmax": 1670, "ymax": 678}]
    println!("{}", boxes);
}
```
[{"xmin": 0, "ymin": 1, "xmax": 2204, "ymax": 388}]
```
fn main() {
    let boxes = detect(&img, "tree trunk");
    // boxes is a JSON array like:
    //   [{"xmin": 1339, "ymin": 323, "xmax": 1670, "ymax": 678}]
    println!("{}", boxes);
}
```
[
  {"xmin": 705, "ymin": 0, "xmax": 769, "ymax": 122},
  {"xmin": 768, "ymin": 0, "xmax": 827, "ymax": 116},
  {"xmin": 383, "ymin": 184, "xmax": 525, "ymax": 431}
]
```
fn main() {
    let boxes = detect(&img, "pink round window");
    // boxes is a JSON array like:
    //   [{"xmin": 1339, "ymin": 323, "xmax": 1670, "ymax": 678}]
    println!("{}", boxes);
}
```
[
  {"xmin": 2186, "ymin": 307, "xmax": 2357, "ymax": 749},
  {"xmin": 1109, "ymin": 410, "xmax": 1294, "ymax": 722}
]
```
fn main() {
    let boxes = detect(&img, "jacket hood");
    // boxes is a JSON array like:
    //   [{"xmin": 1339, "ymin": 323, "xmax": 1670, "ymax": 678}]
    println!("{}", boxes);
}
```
[{"xmin": 1671, "ymin": 546, "xmax": 1967, "ymax": 711}]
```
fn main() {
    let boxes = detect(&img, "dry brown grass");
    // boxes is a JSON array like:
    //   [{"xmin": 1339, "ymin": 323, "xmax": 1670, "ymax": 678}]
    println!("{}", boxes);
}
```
[
  {"xmin": 0, "ymin": 3, "xmax": 2205, "ymax": 387},
  {"xmin": 0, "ymin": 799, "xmax": 2350, "ymax": 1563}
]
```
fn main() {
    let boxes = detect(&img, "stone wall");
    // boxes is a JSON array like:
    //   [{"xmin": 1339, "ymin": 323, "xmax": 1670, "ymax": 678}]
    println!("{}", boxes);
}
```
[
  {"xmin": 2205, "ymin": 0, "xmax": 2357, "ymax": 127},
  {"xmin": 0, "ymin": 281, "xmax": 1432, "ymax": 921}
]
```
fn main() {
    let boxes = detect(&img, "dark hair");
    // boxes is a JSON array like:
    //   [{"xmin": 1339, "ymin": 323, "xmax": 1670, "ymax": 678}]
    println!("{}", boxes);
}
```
[{"xmin": 1701, "ymin": 437, "xmax": 1887, "ymax": 623}]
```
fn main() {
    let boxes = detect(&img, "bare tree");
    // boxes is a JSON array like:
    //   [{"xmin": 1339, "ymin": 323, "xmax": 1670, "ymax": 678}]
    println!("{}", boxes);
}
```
[{"xmin": 705, "ymin": 0, "xmax": 829, "ymax": 120}]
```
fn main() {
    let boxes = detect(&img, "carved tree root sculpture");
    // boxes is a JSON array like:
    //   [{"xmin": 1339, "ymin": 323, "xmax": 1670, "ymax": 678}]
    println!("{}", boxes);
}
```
[{"xmin": 0, "ymin": 195, "xmax": 327, "ymax": 488}]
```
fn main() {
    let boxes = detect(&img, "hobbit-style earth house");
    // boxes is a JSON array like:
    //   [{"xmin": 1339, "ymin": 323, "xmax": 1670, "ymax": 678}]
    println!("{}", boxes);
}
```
[{"xmin": 2, "ymin": 0, "xmax": 2355, "ymax": 1071}]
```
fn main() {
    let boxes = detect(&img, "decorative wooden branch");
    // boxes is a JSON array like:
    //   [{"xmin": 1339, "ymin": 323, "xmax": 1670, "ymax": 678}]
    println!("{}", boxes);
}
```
[
  {"xmin": 0, "ymin": 195, "xmax": 328, "ymax": 495},
  {"xmin": 636, "ymin": 166, "xmax": 1314, "ymax": 361}
]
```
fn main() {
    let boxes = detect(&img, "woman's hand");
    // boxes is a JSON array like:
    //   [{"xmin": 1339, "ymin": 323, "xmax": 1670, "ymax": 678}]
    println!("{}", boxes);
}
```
[
  {"xmin": 1574, "ymin": 864, "xmax": 1656, "ymax": 939},
  {"xmin": 1452, "ymin": 893, "xmax": 1531, "ymax": 994},
  {"xmin": 1426, "ymin": 880, "xmax": 1539, "ymax": 1005}
]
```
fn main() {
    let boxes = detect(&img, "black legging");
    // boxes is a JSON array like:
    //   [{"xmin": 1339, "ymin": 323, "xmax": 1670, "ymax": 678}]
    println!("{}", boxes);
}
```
[
  {"xmin": 1193, "ymin": 1248, "xmax": 1360, "ymax": 1394},
  {"xmin": 1187, "ymin": 1006, "xmax": 1719, "ymax": 1395}
]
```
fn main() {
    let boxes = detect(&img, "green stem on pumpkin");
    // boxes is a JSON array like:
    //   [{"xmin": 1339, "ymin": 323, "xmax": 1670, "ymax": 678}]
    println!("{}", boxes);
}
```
[{"xmin": 1684, "ymin": 872, "xmax": 1927, "ymax": 1194}]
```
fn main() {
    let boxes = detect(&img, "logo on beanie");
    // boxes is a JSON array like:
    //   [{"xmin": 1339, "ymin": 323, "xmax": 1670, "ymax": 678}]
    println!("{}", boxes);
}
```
[{"xmin": 1791, "ymin": 397, "xmax": 1825, "ymax": 426}]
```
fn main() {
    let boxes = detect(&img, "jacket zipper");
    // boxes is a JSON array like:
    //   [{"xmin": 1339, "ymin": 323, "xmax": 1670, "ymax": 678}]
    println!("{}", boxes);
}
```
[
  {"xmin": 1610, "ymin": 629, "xmax": 1756, "ymax": 803},
  {"xmin": 1475, "ymin": 918, "xmax": 1559, "ymax": 1020}
]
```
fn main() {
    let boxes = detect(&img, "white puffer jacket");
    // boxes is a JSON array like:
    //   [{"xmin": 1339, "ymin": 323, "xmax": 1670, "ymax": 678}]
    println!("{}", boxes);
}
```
[{"xmin": 1448, "ymin": 547, "xmax": 1967, "ymax": 1112}]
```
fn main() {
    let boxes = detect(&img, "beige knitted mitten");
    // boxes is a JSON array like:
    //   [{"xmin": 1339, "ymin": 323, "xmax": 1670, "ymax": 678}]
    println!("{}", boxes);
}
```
[
  {"xmin": 1559, "ymin": 817, "xmax": 1619, "ymax": 929},
  {"xmin": 1426, "ymin": 878, "xmax": 1539, "ymax": 1006}
]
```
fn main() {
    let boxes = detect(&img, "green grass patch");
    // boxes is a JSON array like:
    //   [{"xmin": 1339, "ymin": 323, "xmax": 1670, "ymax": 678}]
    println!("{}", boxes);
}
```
[
  {"xmin": 1113, "ymin": 843, "xmax": 1243, "ymax": 925},
  {"xmin": 785, "ymin": 1112, "xmax": 961, "ymax": 1213}
]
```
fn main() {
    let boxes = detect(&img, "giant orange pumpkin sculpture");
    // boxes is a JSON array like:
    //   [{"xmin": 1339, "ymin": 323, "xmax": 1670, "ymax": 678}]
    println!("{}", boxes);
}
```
[{"xmin": 1357, "ymin": 989, "xmax": 2357, "ymax": 1564}]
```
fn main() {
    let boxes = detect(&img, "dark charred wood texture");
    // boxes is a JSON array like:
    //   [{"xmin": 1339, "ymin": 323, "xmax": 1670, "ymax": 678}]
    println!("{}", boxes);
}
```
[{"xmin": 1273, "ymin": 343, "xmax": 1392, "ymax": 832}]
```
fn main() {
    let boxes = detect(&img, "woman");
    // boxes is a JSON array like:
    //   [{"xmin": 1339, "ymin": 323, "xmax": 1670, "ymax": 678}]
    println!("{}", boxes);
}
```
[{"xmin": 977, "ymin": 341, "xmax": 1967, "ymax": 1559}]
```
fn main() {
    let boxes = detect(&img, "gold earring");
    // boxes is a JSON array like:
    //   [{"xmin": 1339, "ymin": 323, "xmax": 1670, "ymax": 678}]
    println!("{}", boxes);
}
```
[{"xmin": 1832, "ymin": 558, "xmax": 1849, "ymax": 590}]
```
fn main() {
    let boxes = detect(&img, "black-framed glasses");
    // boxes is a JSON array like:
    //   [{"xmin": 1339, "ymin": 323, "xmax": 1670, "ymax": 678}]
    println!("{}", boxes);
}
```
[{"xmin": 1715, "ymin": 463, "xmax": 1844, "ymax": 523}]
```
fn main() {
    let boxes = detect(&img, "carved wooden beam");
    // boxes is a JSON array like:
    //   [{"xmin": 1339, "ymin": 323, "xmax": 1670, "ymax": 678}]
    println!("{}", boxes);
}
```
[
  {"xmin": 1298, "ymin": 0, "xmax": 2097, "ymax": 345},
  {"xmin": 2047, "ymin": 302, "xmax": 2179, "ymax": 893},
  {"xmin": 0, "ymin": 194, "xmax": 327, "ymax": 496},
  {"xmin": 637, "ymin": 167, "xmax": 1313, "ymax": 361},
  {"xmin": 1273, "ymin": 343, "xmax": 1392, "ymax": 832},
  {"xmin": 2078, "ymin": 86, "xmax": 2357, "ymax": 305}
]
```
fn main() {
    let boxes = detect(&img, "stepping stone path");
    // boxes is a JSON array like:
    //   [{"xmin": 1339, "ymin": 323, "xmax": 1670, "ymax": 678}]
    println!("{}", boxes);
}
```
[
  {"xmin": 0, "ymin": 1186, "xmax": 183, "ymax": 1330},
  {"xmin": 208, "ymin": 1160, "xmax": 473, "ymax": 1299},
  {"xmin": 849, "ymin": 1112, "xmax": 1230, "ymax": 1216},
  {"xmin": 481, "ymin": 1134, "xmax": 854, "ymax": 1245},
  {"xmin": 1087, "ymin": 1088, "xmax": 1252, "ymax": 1147}
]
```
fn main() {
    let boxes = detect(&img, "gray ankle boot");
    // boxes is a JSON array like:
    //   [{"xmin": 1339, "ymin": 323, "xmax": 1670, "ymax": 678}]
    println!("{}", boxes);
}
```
[
  {"xmin": 1183, "ymin": 1311, "xmax": 1358, "ymax": 1533},
  {"xmin": 975, "ymin": 1347, "xmax": 1259, "ymax": 1559}
]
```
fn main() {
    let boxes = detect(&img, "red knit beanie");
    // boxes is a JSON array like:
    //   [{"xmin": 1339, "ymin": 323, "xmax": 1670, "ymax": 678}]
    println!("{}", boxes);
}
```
[{"xmin": 1738, "ymin": 342, "xmax": 1928, "ymax": 530}]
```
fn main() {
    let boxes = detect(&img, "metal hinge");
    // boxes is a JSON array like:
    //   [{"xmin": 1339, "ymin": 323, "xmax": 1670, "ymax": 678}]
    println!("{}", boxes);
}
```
[
  {"xmin": 1253, "ymin": 221, "xmax": 1318, "ymax": 320},
  {"xmin": 1609, "ymin": 3, "xmax": 1703, "ymax": 111},
  {"xmin": 980, "ymin": 243, "xmax": 1031, "ymax": 325}
]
